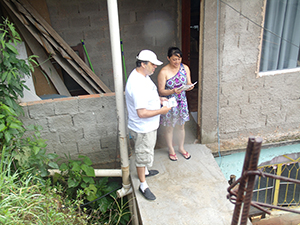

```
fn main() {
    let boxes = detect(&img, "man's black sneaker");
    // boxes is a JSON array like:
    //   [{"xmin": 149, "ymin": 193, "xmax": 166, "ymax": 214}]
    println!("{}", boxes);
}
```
[
  {"xmin": 145, "ymin": 170, "xmax": 159, "ymax": 178},
  {"xmin": 139, "ymin": 187, "xmax": 156, "ymax": 200}
]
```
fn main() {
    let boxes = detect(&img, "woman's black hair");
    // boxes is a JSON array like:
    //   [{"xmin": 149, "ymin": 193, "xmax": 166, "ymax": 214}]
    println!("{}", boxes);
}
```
[{"xmin": 167, "ymin": 47, "xmax": 182, "ymax": 58}]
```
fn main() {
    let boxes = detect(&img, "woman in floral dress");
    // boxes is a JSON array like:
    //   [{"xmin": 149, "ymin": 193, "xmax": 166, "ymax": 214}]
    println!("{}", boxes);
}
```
[{"xmin": 157, "ymin": 47, "xmax": 194, "ymax": 161}]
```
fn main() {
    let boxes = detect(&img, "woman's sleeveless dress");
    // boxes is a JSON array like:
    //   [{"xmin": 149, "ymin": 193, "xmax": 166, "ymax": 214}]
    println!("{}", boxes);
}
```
[{"xmin": 160, "ymin": 63, "xmax": 190, "ymax": 127}]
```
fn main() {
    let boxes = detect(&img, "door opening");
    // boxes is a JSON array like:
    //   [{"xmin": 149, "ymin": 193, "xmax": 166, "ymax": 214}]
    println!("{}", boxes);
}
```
[{"xmin": 182, "ymin": 1, "xmax": 200, "ymax": 112}]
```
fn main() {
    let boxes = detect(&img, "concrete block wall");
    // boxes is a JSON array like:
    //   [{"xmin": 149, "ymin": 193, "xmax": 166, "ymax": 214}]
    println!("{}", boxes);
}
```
[
  {"xmin": 20, "ymin": 0, "xmax": 179, "ymax": 167},
  {"xmin": 20, "ymin": 93, "xmax": 121, "ymax": 167},
  {"xmin": 45, "ymin": 0, "xmax": 180, "ymax": 90},
  {"xmin": 30, "ymin": 0, "xmax": 300, "ymax": 155},
  {"xmin": 202, "ymin": 0, "xmax": 300, "ymax": 152}
]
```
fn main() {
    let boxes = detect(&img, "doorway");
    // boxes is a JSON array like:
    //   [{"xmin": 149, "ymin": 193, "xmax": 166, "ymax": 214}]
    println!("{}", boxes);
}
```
[
  {"xmin": 182, "ymin": 0, "xmax": 200, "ymax": 112},
  {"xmin": 182, "ymin": 0, "xmax": 201, "ymax": 132}
]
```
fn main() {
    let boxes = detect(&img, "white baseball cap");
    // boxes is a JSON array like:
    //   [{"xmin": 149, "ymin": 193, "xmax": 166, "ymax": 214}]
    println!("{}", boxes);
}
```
[{"xmin": 136, "ymin": 50, "xmax": 163, "ymax": 66}]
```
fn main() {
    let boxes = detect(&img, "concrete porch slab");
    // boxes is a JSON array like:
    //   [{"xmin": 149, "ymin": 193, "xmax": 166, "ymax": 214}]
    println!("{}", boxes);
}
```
[{"xmin": 129, "ymin": 144, "xmax": 238, "ymax": 225}]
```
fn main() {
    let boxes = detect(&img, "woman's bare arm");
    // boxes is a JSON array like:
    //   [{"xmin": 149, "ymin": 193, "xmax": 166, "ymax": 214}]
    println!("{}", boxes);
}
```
[{"xmin": 157, "ymin": 67, "xmax": 180, "ymax": 96}]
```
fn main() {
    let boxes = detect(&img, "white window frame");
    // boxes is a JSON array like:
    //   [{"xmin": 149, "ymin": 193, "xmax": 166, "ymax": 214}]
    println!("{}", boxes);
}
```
[{"xmin": 257, "ymin": 0, "xmax": 300, "ymax": 78}]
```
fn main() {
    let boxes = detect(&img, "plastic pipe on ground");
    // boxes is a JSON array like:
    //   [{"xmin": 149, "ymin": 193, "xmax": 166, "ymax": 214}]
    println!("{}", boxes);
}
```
[{"xmin": 48, "ymin": 169, "xmax": 122, "ymax": 177}]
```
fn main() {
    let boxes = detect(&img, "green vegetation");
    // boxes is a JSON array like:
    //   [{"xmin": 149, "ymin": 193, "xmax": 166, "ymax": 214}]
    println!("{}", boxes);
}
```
[
  {"xmin": 0, "ymin": 18, "xmax": 131, "ymax": 224},
  {"xmin": 0, "ymin": 169, "xmax": 87, "ymax": 225},
  {"xmin": 0, "ymin": 18, "xmax": 37, "ymax": 116}
]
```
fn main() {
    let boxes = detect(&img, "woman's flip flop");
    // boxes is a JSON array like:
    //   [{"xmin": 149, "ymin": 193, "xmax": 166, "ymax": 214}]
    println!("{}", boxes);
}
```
[
  {"xmin": 179, "ymin": 151, "xmax": 191, "ymax": 160},
  {"xmin": 169, "ymin": 153, "xmax": 178, "ymax": 161}
]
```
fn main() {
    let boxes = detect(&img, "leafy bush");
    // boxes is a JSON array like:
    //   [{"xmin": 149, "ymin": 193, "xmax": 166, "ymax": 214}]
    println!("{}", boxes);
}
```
[
  {"xmin": 0, "ymin": 18, "xmax": 57, "ymax": 177},
  {"xmin": 52, "ymin": 155, "xmax": 131, "ymax": 224},
  {"xmin": 0, "ymin": 18, "xmax": 131, "ymax": 224},
  {"xmin": 0, "ymin": 103, "xmax": 24, "ymax": 173},
  {"xmin": 85, "ymin": 194, "xmax": 132, "ymax": 224},
  {"xmin": 53, "ymin": 154, "xmax": 97, "ymax": 201},
  {"xmin": 0, "ymin": 100, "xmax": 59, "ymax": 176},
  {"xmin": 13, "ymin": 124, "xmax": 59, "ymax": 176},
  {"xmin": 0, "ymin": 17, "xmax": 37, "ymax": 116}
]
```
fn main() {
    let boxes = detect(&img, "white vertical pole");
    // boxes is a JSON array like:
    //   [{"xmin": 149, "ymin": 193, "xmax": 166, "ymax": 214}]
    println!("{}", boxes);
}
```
[{"xmin": 107, "ymin": 0, "xmax": 131, "ymax": 194}]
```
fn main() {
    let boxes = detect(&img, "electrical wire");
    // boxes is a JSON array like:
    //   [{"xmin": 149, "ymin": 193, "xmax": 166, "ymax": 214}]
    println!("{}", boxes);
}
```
[
  {"xmin": 216, "ymin": 0, "xmax": 299, "ymax": 165},
  {"xmin": 220, "ymin": 0, "xmax": 300, "ymax": 48},
  {"xmin": 217, "ymin": 0, "xmax": 221, "ymax": 161}
]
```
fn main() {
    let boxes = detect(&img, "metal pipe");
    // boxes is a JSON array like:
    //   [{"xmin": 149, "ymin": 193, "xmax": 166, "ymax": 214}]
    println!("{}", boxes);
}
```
[
  {"xmin": 48, "ymin": 169, "xmax": 122, "ymax": 177},
  {"xmin": 107, "ymin": 0, "xmax": 131, "ymax": 198}
]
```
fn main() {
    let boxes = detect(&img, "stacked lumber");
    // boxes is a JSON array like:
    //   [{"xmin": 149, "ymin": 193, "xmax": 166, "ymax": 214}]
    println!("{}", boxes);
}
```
[{"xmin": 1, "ymin": 0, "xmax": 111, "ymax": 95}]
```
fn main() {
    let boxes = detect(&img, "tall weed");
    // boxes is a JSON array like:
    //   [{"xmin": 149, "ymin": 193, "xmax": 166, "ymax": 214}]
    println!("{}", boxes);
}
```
[{"xmin": 0, "ymin": 168, "xmax": 87, "ymax": 224}]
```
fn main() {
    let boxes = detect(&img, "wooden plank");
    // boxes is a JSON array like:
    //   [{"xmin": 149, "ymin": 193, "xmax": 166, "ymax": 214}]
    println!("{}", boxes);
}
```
[
  {"xmin": 65, "ymin": 55, "xmax": 102, "ymax": 93},
  {"xmin": 27, "ymin": 19, "xmax": 102, "ymax": 93},
  {"xmin": 3, "ymin": 0, "xmax": 95, "ymax": 94},
  {"xmin": 2, "ymin": 0, "xmax": 55, "ymax": 55},
  {"xmin": 6, "ymin": 6, "xmax": 71, "ymax": 96},
  {"xmin": 27, "ymin": 0, "xmax": 52, "ymax": 25},
  {"xmin": 11, "ymin": 0, "xmax": 102, "ymax": 93},
  {"xmin": 23, "ymin": 10, "xmax": 102, "ymax": 93},
  {"xmin": 52, "ymin": 54, "xmax": 96, "ymax": 95},
  {"xmin": 17, "ymin": 0, "xmax": 112, "ymax": 93}
]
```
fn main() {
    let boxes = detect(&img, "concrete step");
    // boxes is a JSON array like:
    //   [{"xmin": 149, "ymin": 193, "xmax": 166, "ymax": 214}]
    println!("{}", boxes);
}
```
[{"xmin": 130, "ymin": 144, "xmax": 238, "ymax": 225}]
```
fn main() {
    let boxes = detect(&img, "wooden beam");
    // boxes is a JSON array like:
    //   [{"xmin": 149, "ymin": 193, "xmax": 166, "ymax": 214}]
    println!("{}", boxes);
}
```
[
  {"xmin": 52, "ymin": 54, "xmax": 96, "ymax": 94},
  {"xmin": 17, "ymin": 0, "xmax": 112, "ymax": 93},
  {"xmin": 6, "ymin": 6, "xmax": 71, "ymax": 96},
  {"xmin": 19, "ymin": 10, "xmax": 102, "ymax": 93},
  {"xmin": 3, "ymin": 0, "xmax": 96, "ymax": 94},
  {"xmin": 41, "ymin": 32, "xmax": 102, "ymax": 93},
  {"xmin": 27, "ymin": 0, "xmax": 52, "ymax": 25},
  {"xmin": 3, "ymin": 0, "xmax": 55, "ymax": 55}
]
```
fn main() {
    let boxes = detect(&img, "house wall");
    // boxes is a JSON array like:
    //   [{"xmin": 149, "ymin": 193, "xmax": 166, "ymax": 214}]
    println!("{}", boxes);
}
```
[
  {"xmin": 24, "ymin": 0, "xmax": 180, "ymax": 166},
  {"xmin": 20, "ymin": 94, "xmax": 122, "ymax": 168},
  {"xmin": 15, "ymin": 0, "xmax": 180, "ymax": 168},
  {"xmin": 202, "ymin": 0, "xmax": 300, "ymax": 153},
  {"xmin": 18, "ymin": 0, "xmax": 300, "ymax": 164},
  {"xmin": 45, "ymin": 0, "xmax": 180, "ymax": 90}
]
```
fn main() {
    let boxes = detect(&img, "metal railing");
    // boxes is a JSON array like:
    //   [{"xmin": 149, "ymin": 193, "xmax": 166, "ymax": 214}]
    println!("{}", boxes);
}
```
[
  {"xmin": 227, "ymin": 137, "xmax": 300, "ymax": 225},
  {"xmin": 254, "ymin": 160, "xmax": 300, "ymax": 209}
]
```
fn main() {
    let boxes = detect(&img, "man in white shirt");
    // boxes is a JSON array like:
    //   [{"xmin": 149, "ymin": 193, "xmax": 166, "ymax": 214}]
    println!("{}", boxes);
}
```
[{"xmin": 125, "ymin": 50, "xmax": 171, "ymax": 200}]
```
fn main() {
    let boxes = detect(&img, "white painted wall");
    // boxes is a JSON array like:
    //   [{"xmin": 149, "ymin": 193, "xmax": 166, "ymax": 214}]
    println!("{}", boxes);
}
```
[{"xmin": 16, "ymin": 42, "xmax": 41, "ymax": 102}]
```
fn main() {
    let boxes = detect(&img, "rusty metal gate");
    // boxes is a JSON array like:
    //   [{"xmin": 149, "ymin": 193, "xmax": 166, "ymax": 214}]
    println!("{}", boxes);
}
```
[{"xmin": 227, "ymin": 136, "xmax": 300, "ymax": 225}]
